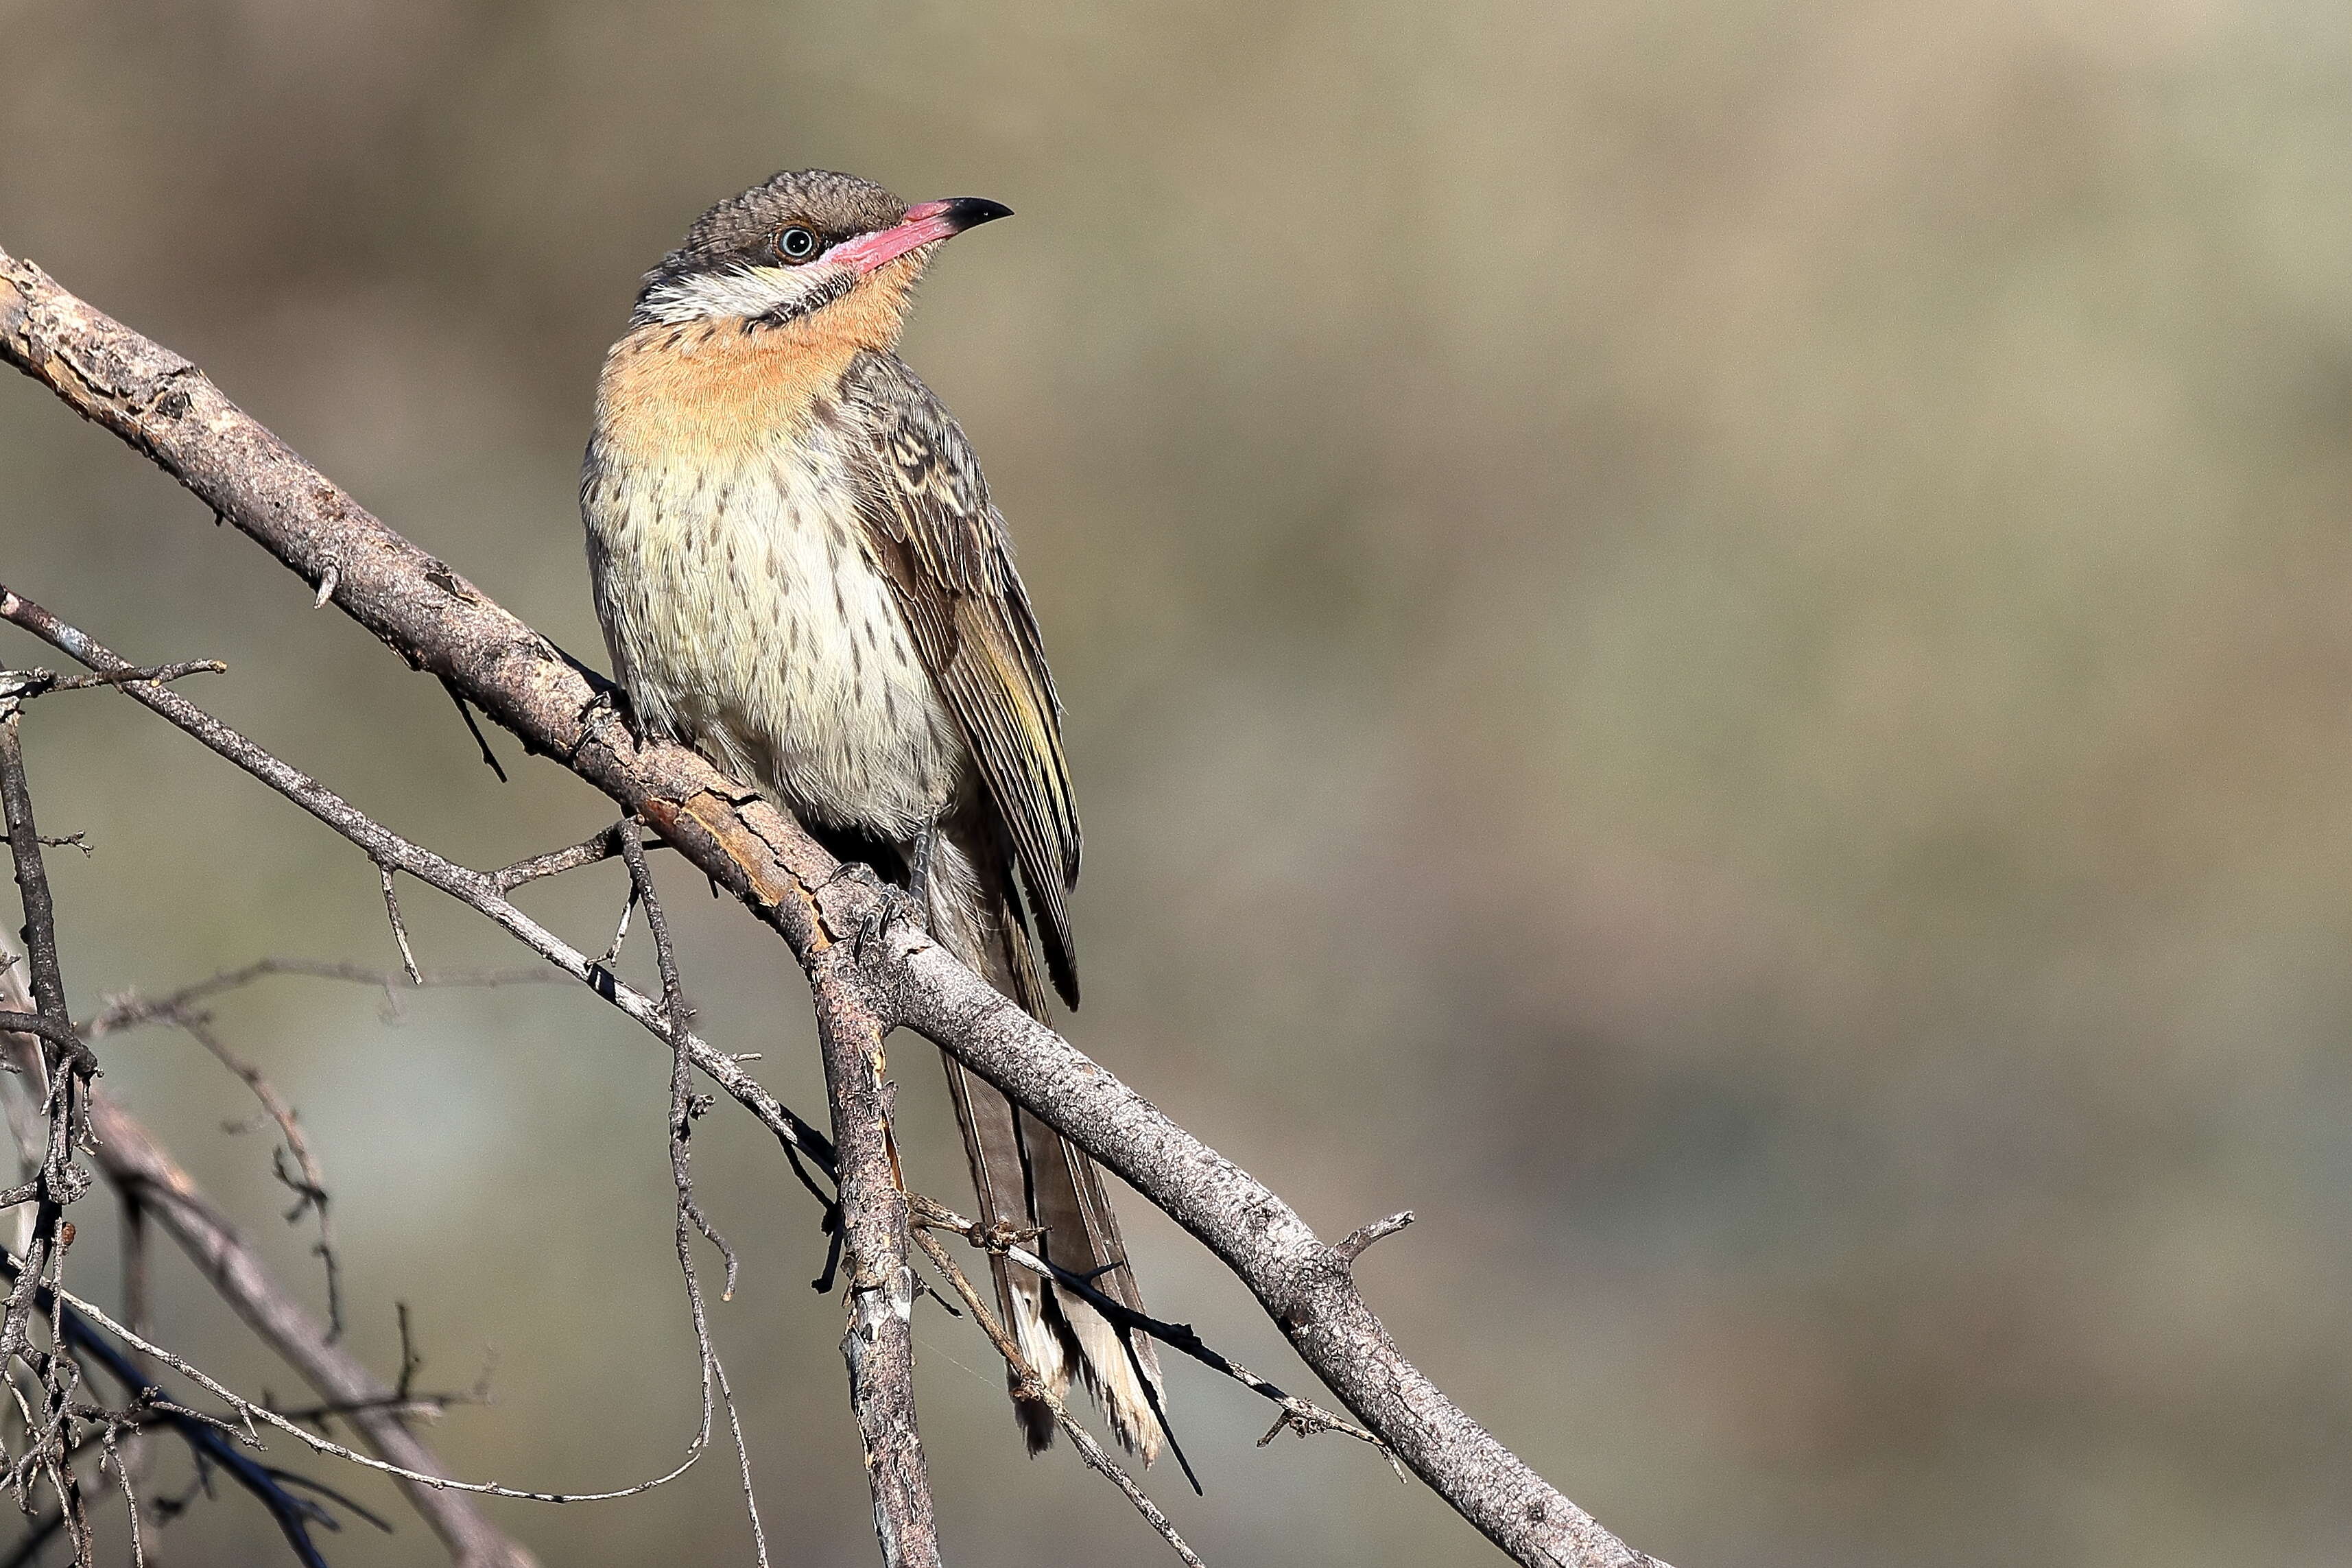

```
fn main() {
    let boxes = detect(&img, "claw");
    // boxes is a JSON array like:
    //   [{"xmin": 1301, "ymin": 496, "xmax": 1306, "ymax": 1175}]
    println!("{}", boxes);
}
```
[{"xmin": 851, "ymin": 881, "xmax": 927, "ymax": 965}]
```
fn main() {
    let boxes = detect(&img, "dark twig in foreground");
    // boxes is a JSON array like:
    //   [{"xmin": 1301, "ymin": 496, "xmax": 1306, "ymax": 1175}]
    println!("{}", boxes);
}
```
[
  {"xmin": 0, "ymin": 663, "xmax": 222, "ymax": 700},
  {"xmin": 910, "ymin": 1226, "xmax": 1204, "ymax": 1567},
  {"xmin": 909, "ymin": 1195, "xmax": 1393, "ymax": 1458}
]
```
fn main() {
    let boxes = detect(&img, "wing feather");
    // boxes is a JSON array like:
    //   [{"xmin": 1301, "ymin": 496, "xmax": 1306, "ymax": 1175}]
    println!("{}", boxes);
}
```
[{"xmin": 842, "ymin": 351, "xmax": 1082, "ymax": 1006}]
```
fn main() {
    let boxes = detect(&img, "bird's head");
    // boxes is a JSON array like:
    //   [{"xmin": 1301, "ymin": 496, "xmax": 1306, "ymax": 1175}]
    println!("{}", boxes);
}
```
[{"xmin": 630, "ymin": 169, "xmax": 1010, "ymax": 344}]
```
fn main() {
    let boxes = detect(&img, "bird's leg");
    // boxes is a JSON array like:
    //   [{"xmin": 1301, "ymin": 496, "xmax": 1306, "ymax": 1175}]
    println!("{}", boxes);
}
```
[
  {"xmin": 905, "ymin": 822, "xmax": 939, "ymax": 912},
  {"xmin": 852, "ymin": 823, "xmax": 938, "ymax": 964}
]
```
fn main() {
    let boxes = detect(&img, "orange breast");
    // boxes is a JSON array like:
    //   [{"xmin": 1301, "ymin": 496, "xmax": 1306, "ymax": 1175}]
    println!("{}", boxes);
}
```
[
  {"xmin": 593, "ymin": 263, "xmax": 920, "ymax": 461},
  {"xmin": 597, "ymin": 320, "xmax": 857, "ymax": 462}
]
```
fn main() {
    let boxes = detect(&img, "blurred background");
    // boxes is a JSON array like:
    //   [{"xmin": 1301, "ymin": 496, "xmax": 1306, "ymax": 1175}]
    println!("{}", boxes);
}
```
[{"xmin": 3, "ymin": 1, "xmax": 2351, "ymax": 1563}]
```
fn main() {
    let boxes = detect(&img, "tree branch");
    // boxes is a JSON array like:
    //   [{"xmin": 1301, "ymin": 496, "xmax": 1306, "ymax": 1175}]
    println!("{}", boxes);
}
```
[
  {"xmin": 0, "ymin": 243, "xmax": 1668, "ymax": 1568},
  {"xmin": 810, "ymin": 935, "xmax": 939, "ymax": 1568}
]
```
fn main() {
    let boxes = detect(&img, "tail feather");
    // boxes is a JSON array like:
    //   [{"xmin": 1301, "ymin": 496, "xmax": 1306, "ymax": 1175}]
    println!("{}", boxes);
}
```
[{"xmin": 921, "ymin": 816, "xmax": 1164, "ymax": 1461}]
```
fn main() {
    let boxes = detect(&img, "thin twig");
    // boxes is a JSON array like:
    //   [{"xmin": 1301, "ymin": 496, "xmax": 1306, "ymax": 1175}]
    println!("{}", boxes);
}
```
[
  {"xmin": 910, "ymin": 1194, "xmax": 1394, "ymax": 1458},
  {"xmin": 910, "ymin": 1226, "xmax": 1205, "ymax": 1565},
  {"xmin": 489, "ymin": 827, "xmax": 623, "ymax": 892},
  {"xmin": 84, "ymin": 957, "xmax": 562, "ymax": 1037},
  {"xmin": 617, "ymin": 819, "xmax": 768, "ymax": 1564},
  {"xmin": 378, "ymin": 864, "xmax": 423, "ymax": 984},
  {"xmin": 440, "ymin": 678, "xmax": 508, "ymax": 784},
  {"xmin": 0, "ymin": 663, "xmax": 222, "ymax": 700},
  {"xmin": 171, "ymin": 1013, "xmax": 343, "ymax": 1341}
]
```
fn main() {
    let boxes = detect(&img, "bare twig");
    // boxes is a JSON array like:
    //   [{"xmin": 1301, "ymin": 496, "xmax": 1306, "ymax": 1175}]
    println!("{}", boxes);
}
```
[
  {"xmin": 0, "ymin": 662, "xmax": 222, "ymax": 700},
  {"xmin": 117, "ymin": 1191, "xmax": 156, "ymax": 1557},
  {"xmin": 379, "ymin": 864, "xmax": 423, "ymax": 984},
  {"xmin": 1333, "ymin": 1211, "xmax": 1414, "ymax": 1265},
  {"xmin": 84, "ymin": 957, "xmax": 562, "ymax": 1037},
  {"xmin": 910, "ymin": 1226, "xmax": 1204, "ymax": 1566},
  {"xmin": 490, "ymin": 827, "xmax": 625, "ymax": 892},
  {"xmin": 615, "ymin": 820, "xmax": 768, "ymax": 1565},
  {"xmin": 440, "ymin": 678, "xmax": 508, "ymax": 784},
  {"xmin": 170, "ymin": 1012, "xmax": 344, "ymax": 1341}
]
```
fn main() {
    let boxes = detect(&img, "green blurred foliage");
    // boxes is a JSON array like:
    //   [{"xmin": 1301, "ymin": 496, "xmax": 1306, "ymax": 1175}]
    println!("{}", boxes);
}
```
[{"xmin": 4, "ymin": 1, "xmax": 2352, "ymax": 1563}]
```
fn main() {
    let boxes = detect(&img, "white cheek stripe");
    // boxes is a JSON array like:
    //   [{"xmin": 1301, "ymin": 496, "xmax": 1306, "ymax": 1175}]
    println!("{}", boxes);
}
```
[{"xmin": 634, "ymin": 262, "xmax": 849, "ymax": 325}]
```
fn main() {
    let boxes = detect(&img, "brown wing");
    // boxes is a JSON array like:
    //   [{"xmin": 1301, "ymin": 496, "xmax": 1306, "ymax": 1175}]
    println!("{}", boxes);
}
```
[{"xmin": 842, "ymin": 350, "xmax": 1082, "ymax": 1006}]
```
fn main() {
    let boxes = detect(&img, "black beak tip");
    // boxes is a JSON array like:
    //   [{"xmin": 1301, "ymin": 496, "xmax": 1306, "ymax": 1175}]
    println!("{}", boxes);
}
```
[{"xmin": 945, "ymin": 196, "xmax": 1014, "ymax": 231}]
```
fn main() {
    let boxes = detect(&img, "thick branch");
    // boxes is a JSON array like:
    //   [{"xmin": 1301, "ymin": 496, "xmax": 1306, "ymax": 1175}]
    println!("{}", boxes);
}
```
[
  {"xmin": 812, "ymin": 947, "xmax": 940, "ymax": 1568},
  {"xmin": 0, "ymin": 245, "xmax": 1665, "ymax": 1568}
]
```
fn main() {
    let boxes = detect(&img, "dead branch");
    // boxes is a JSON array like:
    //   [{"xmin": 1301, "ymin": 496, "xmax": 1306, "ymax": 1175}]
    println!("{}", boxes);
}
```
[
  {"xmin": 0, "ymin": 936, "xmax": 538, "ymax": 1568},
  {"xmin": 0, "ymin": 243, "xmax": 1669, "ymax": 1568}
]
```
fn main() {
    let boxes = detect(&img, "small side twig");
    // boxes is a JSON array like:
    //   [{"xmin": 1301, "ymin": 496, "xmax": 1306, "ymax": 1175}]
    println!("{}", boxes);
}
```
[
  {"xmin": 377, "ymin": 864, "xmax": 422, "ymax": 985},
  {"xmin": 440, "ymin": 678, "xmax": 508, "ymax": 784},
  {"xmin": 0, "ymin": 663, "xmax": 223, "ymax": 700},
  {"xmin": 1333, "ymin": 1211, "xmax": 1414, "ymax": 1266}
]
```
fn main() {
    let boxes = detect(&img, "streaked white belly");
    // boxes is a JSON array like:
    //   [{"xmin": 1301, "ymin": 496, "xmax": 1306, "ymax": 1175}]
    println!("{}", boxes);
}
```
[{"xmin": 583, "ymin": 423, "xmax": 966, "ymax": 840}]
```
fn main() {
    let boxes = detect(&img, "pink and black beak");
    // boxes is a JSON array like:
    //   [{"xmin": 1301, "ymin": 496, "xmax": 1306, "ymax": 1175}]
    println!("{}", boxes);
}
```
[{"xmin": 829, "ymin": 198, "xmax": 1012, "ymax": 275}]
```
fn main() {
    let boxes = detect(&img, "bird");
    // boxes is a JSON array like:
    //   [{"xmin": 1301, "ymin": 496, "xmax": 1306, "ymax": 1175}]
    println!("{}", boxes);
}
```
[{"xmin": 579, "ymin": 169, "xmax": 1163, "ymax": 1459}]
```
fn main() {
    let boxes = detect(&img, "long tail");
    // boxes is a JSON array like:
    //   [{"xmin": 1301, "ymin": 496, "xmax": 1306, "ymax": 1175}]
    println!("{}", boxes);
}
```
[{"xmin": 920, "ymin": 813, "xmax": 1165, "ymax": 1460}]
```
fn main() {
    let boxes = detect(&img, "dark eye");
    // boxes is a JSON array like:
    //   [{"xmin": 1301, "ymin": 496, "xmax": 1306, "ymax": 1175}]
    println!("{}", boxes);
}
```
[{"xmin": 774, "ymin": 226, "xmax": 820, "ymax": 263}]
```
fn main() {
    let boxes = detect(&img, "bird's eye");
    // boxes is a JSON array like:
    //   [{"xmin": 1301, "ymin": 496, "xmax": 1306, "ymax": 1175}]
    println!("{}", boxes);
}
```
[{"xmin": 774, "ymin": 226, "xmax": 820, "ymax": 263}]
